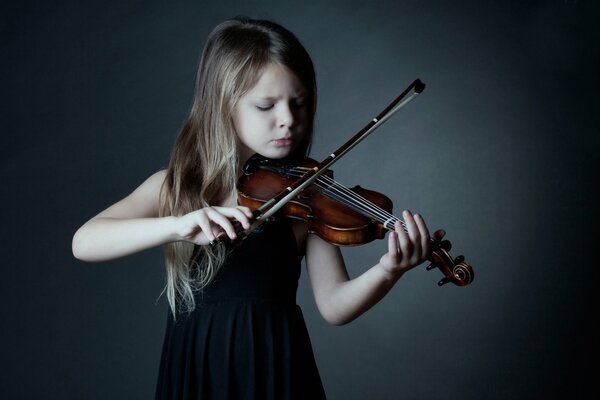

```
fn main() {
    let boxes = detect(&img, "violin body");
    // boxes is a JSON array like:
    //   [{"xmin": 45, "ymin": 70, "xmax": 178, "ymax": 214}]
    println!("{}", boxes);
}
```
[{"xmin": 238, "ymin": 155, "xmax": 392, "ymax": 246}]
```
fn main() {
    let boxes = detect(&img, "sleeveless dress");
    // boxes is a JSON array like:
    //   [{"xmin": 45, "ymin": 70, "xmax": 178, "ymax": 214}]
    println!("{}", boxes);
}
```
[{"xmin": 155, "ymin": 217, "xmax": 326, "ymax": 399}]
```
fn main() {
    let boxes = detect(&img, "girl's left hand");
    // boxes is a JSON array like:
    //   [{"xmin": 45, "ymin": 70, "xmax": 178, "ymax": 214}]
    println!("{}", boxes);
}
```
[{"xmin": 379, "ymin": 210, "xmax": 445, "ymax": 277}]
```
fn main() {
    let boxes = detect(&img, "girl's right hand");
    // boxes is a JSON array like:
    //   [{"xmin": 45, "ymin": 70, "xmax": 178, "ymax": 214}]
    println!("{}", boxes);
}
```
[{"xmin": 175, "ymin": 206, "xmax": 254, "ymax": 245}]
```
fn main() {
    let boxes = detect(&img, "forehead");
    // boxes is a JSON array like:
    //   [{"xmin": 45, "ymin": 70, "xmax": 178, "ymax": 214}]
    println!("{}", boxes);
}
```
[{"xmin": 245, "ymin": 63, "xmax": 306, "ymax": 96}]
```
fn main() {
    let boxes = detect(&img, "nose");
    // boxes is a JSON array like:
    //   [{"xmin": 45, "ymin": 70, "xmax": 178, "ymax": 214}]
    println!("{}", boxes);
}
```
[{"xmin": 277, "ymin": 103, "xmax": 294, "ymax": 128}]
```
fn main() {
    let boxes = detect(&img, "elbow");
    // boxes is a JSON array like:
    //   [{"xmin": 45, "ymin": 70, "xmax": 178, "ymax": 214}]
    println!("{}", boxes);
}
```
[
  {"xmin": 71, "ymin": 228, "xmax": 92, "ymax": 262},
  {"xmin": 71, "ymin": 230, "xmax": 84, "ymax": 260},
  {"xmin": 326, "ymin": 317, "xmax": 350, "ymax": 326},
  {"xmin": 326, "ymin": 315, "xmax": 357, "ymax": 326},
  {"xmin": 324, "ymin": 315, "xmax": 354, "ymax": 326},
  {"xmin": 316, "ymin": 293, "xmax": 359, "ymax": 326},
  {"xmin": 320, "ymin": 307, "xmax": 356, "ymax": 326}
]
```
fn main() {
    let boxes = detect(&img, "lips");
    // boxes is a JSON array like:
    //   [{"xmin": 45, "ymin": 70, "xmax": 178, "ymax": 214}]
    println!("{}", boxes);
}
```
[{"xmin": 273, "ymin": 137, "xmax": 294, "ymax": 147}]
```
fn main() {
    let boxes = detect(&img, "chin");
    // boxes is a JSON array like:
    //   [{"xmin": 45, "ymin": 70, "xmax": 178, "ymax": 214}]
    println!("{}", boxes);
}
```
[{"xmin": 260, "ymin": 148, "xmax": 295, "ymax": 160}]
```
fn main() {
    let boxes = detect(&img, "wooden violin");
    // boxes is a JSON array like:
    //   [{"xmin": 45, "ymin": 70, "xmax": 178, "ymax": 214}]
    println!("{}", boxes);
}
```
[
  {"xmin": 236, "ymin": 154, "xmax": 474, "ymax": 287},
  {"xmin": 213, "ymin": 79, "xmax": 474, "ymax": 287}
]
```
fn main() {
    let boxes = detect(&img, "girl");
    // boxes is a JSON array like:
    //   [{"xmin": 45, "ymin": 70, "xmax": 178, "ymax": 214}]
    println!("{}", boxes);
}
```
[{"xmin": 72, "ymin": 16, "xmax": 442, "ymax": 400}]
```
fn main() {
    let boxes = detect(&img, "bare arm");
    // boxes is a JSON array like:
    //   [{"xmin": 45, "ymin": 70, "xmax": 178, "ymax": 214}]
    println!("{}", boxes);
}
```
[
  {"xmin": 72, "ymin": 170, "xmax": 175, "ymax": 261},
  {"xmin": 72, "ymin": 170, "xmax": 253, "ymax": 262},
  {"xmin": 305, "ymin": 211, "xmax": 440, "ymax": 325}
]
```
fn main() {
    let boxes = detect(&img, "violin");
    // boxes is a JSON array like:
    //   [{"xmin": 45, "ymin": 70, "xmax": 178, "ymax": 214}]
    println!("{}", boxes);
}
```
[
  {"xmin": 213, "ymin": 79, "xmax": 474, "ymax": 287},
  {"xmin": 236, "ymin": 154, "xmax": 474, "ymax": 287}
]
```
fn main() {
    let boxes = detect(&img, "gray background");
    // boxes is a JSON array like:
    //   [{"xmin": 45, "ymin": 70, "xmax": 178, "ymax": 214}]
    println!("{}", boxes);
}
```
[{"xmin": 2, "ymin": 0, "xmax": 598, "ymax": 399}]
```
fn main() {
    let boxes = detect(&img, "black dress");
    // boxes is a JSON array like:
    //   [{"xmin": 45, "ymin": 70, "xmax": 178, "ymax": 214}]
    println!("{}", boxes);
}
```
[{"xmin": 155, "ymin": 218, "xmax": 326, "ymax": 399}]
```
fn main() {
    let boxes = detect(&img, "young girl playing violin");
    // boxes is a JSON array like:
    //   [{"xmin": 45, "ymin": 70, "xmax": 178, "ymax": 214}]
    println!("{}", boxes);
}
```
[{"xmin": 72, "ymin": 16, "xmax": 443, "ymax": 400}]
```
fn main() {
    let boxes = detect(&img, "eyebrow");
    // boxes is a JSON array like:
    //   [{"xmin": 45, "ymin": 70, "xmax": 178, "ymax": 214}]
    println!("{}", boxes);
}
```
[{"xmin": 254, "ymin": 93, "xmax": 307, "ymax": 101}]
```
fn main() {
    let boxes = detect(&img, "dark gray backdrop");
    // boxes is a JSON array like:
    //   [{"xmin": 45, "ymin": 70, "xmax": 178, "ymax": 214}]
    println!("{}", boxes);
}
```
[{"xmin": 2, "ymin": 1, "xmax": 598, "ymax": 399}]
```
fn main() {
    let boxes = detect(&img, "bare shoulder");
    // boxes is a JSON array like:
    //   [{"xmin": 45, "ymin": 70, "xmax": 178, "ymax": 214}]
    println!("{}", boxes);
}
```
[
  {"xmin": 143, "ymin": 169, "xmax": 168, "ymax": 192},
  {"xmin": 94, "ymin": 169, "xmax": 168, "ymax": 219},
  {"xmin": 124, "ymin": 169, "xmax": 167, "ymax": 203}
]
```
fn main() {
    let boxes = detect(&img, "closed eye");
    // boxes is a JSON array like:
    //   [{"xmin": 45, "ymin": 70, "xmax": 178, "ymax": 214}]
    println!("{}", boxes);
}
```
[{"xmin": 256, "ymin": 104, "xmax": 274, "ymax": 111}]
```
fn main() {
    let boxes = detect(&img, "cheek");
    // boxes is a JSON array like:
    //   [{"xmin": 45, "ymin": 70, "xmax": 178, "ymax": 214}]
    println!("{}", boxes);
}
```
[
  {"xmin": 232, "ymin": 109, "xmax": 252, "ymax": 137},
  {"xmin": 236, "ymin": 108, "xmax": 267, "ymax": 132},
  {"xmin": 231, "ymin": 108, "xmax": 242, "ymax": 133},
  {"xmin": 234, "ymin": 114, "xmax": 262, "ymax": 147}
]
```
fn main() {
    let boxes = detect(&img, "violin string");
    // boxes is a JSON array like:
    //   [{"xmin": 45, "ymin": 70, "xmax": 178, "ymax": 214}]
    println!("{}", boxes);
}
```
[
  {"xmin": 318, "ymin": 176, "xmax": 400, "ymax": 228},
  {"xmin": 310, "ymin": 174, "xmax": 439, "ymax": 245},
  {"xmin": 288, "ymin": 167, "xmax": 408, "ymax": 233},
  {"xmin": 288, "ymin": 168, "xmax": 396, "ymax": 226}
]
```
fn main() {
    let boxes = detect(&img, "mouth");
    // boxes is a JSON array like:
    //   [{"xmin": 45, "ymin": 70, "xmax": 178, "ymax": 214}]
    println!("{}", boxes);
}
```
[{"xmin": 272, "ymin": 137, "xmax": 294, "ymax": 147}]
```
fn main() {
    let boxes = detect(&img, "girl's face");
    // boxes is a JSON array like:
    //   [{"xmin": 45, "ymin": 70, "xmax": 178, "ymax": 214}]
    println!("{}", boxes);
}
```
[{"xmin": 233, "ymin": 63, "xmax": 309, "ymax": 164}]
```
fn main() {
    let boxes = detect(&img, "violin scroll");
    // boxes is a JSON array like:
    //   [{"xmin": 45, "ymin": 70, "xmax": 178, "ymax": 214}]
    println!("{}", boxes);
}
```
[{"xmin": 426, "ymin": 238, "xmax": 474, "ymax": 286}]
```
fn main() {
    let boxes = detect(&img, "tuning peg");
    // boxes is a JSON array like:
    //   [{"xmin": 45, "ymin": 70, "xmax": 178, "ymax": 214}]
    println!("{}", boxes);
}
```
[
  {"xmin": 426, "ymin": 263, "xmax": 436, "ymax": 271},
  {"xmin": 437, "ymin": 277, "xmax": 451, "ymax": 286},
  {"xmin": 454, "ymin": 255, "xmax": 465, "ymax": 264},
  {"xmin": 440, "ymin": 240, "xmax": 452, "ymax": 251}
]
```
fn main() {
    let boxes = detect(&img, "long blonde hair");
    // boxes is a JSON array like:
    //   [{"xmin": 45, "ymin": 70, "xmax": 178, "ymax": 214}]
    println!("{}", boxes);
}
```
[{"xmin": 159, "ymin": 17, "xmax": 317, "ymax": 317}]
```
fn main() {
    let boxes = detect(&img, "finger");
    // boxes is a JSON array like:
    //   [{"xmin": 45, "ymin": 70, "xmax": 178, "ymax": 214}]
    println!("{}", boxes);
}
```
[
  {"xmin": 413, "ymin": 213, "xmax": 431, "ymax": 259},
  {"xmin": 388, "ymin": 230, "xmax": 400, "ymax": 262},
  {"xmin": 402, "ymin": 210, "xmax": 420, "ymax": 256},
  {"xmin": 205, "ymin": 208, "xmax": 238, "ymax": 239},
  {"xmin": 227, "ymin": 205, "xmax": 253, "ymax": 219},
  {"xmin": 195, "ymin": 210, "xmax": 216, "ymax": 242},
  {"xmin": 215, "ymin": 206, "xmax": 252, "ymax": 229},
  {"xmin": 404, "ymin": 210, "xmax": 421, "ymax": 242},
  {"xmin": 433, "ymin": 229, "xmax": 446, "ymax": 241},
  {"xmin": 395, "ymin": 219, "xmax": 412, "ymax": 257},
  {"xmin": 237, "ymin": 206, "xmax": 254, "ymax": 218}
]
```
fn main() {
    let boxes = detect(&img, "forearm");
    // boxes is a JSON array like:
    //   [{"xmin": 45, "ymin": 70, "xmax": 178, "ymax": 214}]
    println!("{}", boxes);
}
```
[
  {"xmin": 322, "ymin": 264, "xmax": 404, "ymax": 325},
  {"xmin": 308, "ymin": 211, "xmax": 434, "ymax": 326},
  {"xmin": 72, "ymin": 216, "xmax": 179, "ymax": 262}
]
